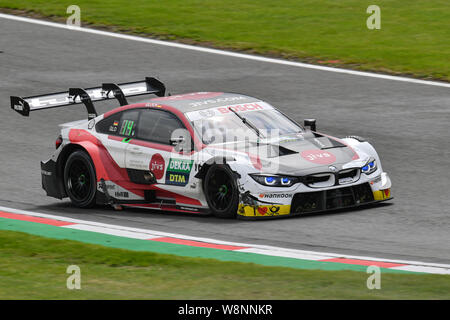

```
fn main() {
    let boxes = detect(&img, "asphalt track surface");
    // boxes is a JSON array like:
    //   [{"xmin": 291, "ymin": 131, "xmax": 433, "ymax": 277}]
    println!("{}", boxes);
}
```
[{"xmin": 1, "ymin": 16, "xmax": 449, "ymax": 264}]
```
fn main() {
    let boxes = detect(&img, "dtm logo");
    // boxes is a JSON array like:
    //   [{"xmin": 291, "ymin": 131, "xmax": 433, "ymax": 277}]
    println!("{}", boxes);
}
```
[{"xmin": 167, "ymin": 174, "xmax": 186, "ymax": 184}]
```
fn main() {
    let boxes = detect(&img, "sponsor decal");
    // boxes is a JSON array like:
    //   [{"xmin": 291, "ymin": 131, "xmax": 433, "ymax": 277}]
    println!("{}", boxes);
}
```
[
  {"xmin": 145, "ymin": 103, "xmax": 161, "ymax": 107},
  {"xmin": 41, "ymin": 170, "xmax": 52, "ymax": 176},
  {"xmin": 114, "ymin": 191, "xmax": 129, "ymax": 198},
  {"xmin": 373, "ymin": 188, "xmax": 391, "ymax": 201},
  {"xmin": 179, "ymin": 206, "xmax": 199, "ymax": 212},
  {"xmin": 185, "ymin": 101, "xmax": 274, "ymax": 122},
  {"xmin": 258, "ymin": 193, "xmax": 293, "ymax": 199},
  {"xmin": 149, "ymin": 153, "xmax": 165, "ymax": 180},
  {"xmin": 98, "ymin": 183, "xmax": 115, "ymax": 191},
  {"xmin": 14, "ymin": 101, "xmax": 25, "ymax": 111},
  {"xmin": 370, "ymin": 175, "xmax": 382, "ymax": 185},
  {"xmin": 167, "ymin": 174, "xmax": 187, "ymax": 185},
  {"xmin": 217, "ymin": 103, "xmax": 264, "ymax": 114},
  {"xmin": 238, "ymin": 204, "xmax": 290, "ymax": 217},
  {"xmin": 189, "ymin": 96, "xmax": 246, "ymax": 107},
  {"xmin": 168, "ymin": 158, "xmax": 193, "ymax": 172},
  {"xmin": 165, "ymin": 158, "xmax": 194, "ymax": 186},
  {"xmin": 301, "ymin": 149, "xmax": 336, "ymax": 165},
  {"xmin": 257, "ymin": 207, "xmax": 268, "ymax": 215},
  {"xmin": 198, "ymin": 109, "xmax": 216, "ymax": 118}
]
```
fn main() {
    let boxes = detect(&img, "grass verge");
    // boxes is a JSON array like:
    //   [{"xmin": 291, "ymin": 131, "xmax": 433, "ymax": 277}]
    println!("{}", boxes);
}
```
[
  {"xmin": 0, "ymin": 1, "xmax": 449, "ymax": 82},
  {"xmin": 0, "ymin": 230, "xmax": 449, "ymax": 299}
]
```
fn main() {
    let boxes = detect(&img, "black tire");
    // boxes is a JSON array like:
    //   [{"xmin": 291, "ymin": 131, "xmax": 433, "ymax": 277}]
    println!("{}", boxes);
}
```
[
  {"xmin": 64, "ymin": 150, "xmax": 97, "ymax": 208},
  {"xmin": 204, "ymin": 164, "xmax": 239, "ymax": 218}
]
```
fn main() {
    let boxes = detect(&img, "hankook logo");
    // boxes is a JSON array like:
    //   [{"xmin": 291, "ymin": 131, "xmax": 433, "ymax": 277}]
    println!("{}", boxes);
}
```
[{"xmin": 259, "ymin": 194, "xmax": 293, "ymax": 199}]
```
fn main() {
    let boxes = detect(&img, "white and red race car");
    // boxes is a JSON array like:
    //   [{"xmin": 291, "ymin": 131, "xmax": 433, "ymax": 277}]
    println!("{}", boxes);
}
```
[{"xmin": 11, "ymin": 77, "xmax": 392, "ymax": 219}]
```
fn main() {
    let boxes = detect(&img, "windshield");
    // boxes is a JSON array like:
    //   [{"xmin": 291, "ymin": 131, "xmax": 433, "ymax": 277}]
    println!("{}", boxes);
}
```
[{"xmin": 189, "ymin": 108, "xmax": 303, "ymax": 145}]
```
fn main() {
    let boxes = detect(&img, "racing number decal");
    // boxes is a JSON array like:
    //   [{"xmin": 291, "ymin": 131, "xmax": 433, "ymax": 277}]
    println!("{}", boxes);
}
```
[
  {"xmin": 165, "ymin": 159, "xmax": 194, "ymax": 186},
  {"xmin": 120, "ymin": 120, "xmax": 136, "ymax": 137}
]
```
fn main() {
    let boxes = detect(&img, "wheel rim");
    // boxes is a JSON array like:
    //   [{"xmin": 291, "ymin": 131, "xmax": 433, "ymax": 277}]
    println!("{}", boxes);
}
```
[
  {"xmin": 207, "ymin": 168, "xmax": 234, "ymax": 211},
  {"xmin": 67, "ymin": 159, "xmax": 92, "ymax": 202}
]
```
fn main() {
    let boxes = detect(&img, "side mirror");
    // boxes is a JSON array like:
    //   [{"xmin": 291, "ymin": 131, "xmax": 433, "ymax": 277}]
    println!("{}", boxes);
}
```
[
  {"xmin": 170, "ymin": 137, "xmax": 185, "ymax": 146},
  {"xmin": 304, "ymin": 119, "xmax": 316, "ymax": 131}
]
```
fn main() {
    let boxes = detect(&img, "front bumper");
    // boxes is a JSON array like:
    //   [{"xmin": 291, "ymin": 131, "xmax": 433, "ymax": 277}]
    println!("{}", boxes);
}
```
[{"xmin": 237, "ymin": 173, "xmax": 392, "ymax": 219}]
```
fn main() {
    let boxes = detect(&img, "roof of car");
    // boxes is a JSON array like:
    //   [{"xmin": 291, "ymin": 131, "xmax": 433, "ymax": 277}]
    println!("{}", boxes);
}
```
[{"xmin": 146, "ymin": 92, "xmax": 263, "ymax": 113}]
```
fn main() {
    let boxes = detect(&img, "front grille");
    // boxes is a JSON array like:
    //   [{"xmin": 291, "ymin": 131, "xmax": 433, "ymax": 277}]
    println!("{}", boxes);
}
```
[
  {"xmin": 290, "ymin": 183, "xmax": 374, "ymax": 214},
  {"xmin": 338, "ymin": 169, "xmax": 358, "ymax": 180},
  {"xmin": 303, "ymin": 174, "xmax": 332, "ymax": 184},
  {"xmin": 303, "ymin": 173, "xmax": 334, "ymax": 188},
  {"xmin": 337, "ymin": 168, "xmax": 360, "ymax": 184}
]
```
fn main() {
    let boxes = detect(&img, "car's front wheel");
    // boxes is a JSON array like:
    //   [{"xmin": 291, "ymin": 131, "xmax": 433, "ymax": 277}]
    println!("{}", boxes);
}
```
[
  {"xmin": 204, "ymin": 164, "xmax": 239, "ymax": 218},
  {"xmin": 64, "ymin": 150, "xmax": 97, "ymax": 208}
]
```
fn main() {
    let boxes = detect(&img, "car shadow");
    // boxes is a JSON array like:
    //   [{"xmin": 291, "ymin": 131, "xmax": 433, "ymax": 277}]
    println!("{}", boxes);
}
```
[{"xmin": 33, "ymin": 200, "xmax": 394, "ymax": 224}]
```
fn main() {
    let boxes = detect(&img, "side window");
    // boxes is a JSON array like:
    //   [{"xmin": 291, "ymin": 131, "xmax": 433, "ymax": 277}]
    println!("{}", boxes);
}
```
[
  {"xmin": 96, "ymin": 110, "xmax": 139, "ymax": 137},
  {"xmin": 137, "ymin": 109, "xmax": 185, "ymax": 145}
]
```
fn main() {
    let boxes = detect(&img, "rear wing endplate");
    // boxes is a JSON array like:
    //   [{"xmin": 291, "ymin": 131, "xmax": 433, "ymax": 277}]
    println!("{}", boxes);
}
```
[{"xmin": 10, "ymin": 77, "xmax": 165, "ymax": 120}]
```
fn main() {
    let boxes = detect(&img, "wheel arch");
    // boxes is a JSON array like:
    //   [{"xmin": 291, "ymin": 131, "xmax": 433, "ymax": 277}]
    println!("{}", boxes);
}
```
[
  {"xmin": 57, "ymin": 142, "xmax": 98, "ymax": 189},
  {"xmin": 202, "ymin": 161, "xmax": 240, "ymax": 218},
  {"xmin": 195, "ymin": 156, "xmax": 238, "ymax": 181}
]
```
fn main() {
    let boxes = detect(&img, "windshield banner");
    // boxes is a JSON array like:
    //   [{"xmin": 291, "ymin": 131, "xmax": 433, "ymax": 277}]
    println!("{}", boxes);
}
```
[{"xmin": 185, "ymin": 101, "xmax": 274, "ymax": 121}]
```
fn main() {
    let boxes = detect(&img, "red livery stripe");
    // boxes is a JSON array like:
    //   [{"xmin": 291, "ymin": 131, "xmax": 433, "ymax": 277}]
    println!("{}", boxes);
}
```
[
  {"xmin": 150, "ymin": 237, "xmax": 248, "ymax": 250},
  {"xmin": 0, "ymin": 211, "xmax": 75, "ymax": 227},
  {"xmin": 321, "ymin": 258, "xmax": 405, "ymax": 268}
]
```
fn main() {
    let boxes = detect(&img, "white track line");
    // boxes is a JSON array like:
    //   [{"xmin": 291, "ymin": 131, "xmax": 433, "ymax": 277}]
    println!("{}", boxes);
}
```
[
  {"xmin": 391, "ymin": 265, "xmax": 450, "ymax": 275},
  {"xmin": 64, "ymin": 224, "xmax": 161, "ymax": 240},
  {"xmin": 1, "ymin": 205, "xmax": 450, "ymax": 274},
  {"xmin": 1, "ymin": 13, "xmax": 449, "ymax": 89}
]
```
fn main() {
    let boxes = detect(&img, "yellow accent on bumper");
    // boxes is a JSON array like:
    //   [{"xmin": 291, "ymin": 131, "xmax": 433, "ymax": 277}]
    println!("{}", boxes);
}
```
[
  {"xmin": 238, "ymin": 204, "xmax": 291, "ymax": 217},
  {"xmin": 373, "ymin": 188, "xmax": 391, "ymax": 201}
]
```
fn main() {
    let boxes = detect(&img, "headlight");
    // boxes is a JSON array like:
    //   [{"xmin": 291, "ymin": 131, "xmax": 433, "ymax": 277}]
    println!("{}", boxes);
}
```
[
  {"xmin": 250, "ymin": 174, "xmax": 299, "ymax": 187},
  {"xmin": 361, "ymin": 158, "xmax": 377, "ymax": 175}
]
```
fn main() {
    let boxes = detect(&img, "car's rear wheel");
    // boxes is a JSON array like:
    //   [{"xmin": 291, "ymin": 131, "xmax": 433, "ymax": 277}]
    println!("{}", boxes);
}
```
[
  {"xmin": 204, "ymin": 164, "xmax": 239, "ymax": 218},
  {"xmin": 64, "ymin": 150, "xmax": 97, "ymax": 208}
]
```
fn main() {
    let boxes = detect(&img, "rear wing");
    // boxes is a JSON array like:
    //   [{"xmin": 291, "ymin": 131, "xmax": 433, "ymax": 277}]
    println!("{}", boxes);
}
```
[{"xmin": 10, "ymin": 77, "xmax": 165, "ymax": 120}]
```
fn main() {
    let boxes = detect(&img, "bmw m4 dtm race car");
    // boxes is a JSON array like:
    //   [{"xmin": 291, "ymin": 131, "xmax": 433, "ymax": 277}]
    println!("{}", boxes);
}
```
[{"xmin": 10, "ymin": 77, "xmax": 392, "ymax": 219}]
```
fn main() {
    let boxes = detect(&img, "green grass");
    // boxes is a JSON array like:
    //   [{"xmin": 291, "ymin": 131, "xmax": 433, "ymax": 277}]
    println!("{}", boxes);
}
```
[
  {"xmin": 1, "ymin": 1, "xmax": 449, "ymax": 81},
  {"xmin": 0, "ymin": 230, "xmax": 449, "ymax": 299}
]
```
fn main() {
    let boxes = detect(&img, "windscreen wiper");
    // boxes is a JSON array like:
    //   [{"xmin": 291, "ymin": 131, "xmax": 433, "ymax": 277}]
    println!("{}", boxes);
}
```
[
  {"xmin": 228, "ymin": 107, "xmax": 262, "ymax": 138},
  {"xmin": 321, "ymin": 145, "xmax": 347, "ymax": 150}
]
